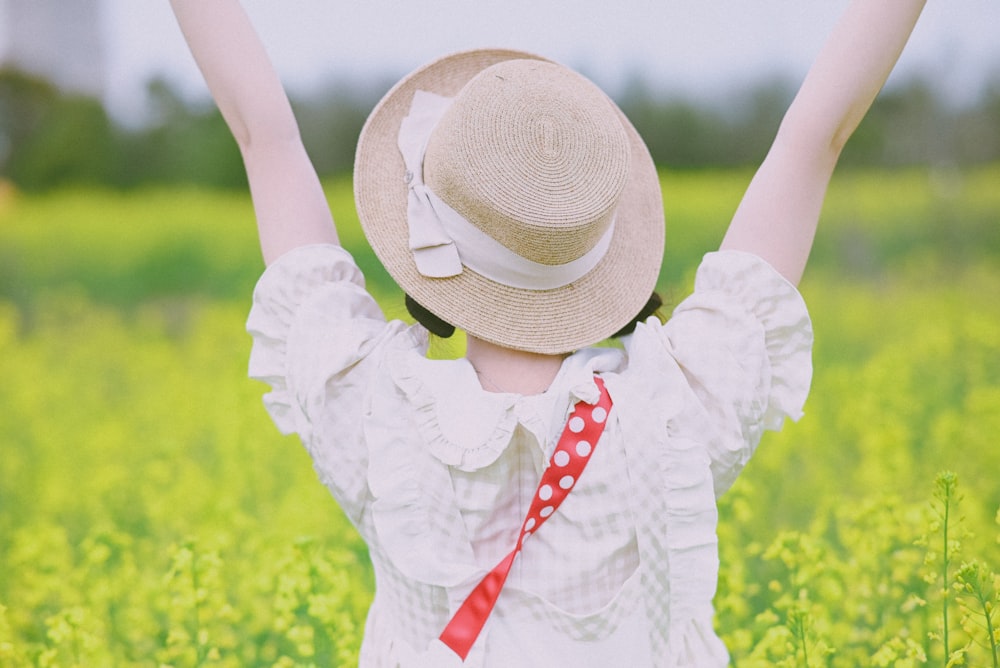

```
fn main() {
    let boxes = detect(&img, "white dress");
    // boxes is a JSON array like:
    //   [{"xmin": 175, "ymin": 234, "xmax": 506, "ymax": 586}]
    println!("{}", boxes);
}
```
[{"xmin": 246, "ymin": 244, "xmax": 813, "ymax": 667}]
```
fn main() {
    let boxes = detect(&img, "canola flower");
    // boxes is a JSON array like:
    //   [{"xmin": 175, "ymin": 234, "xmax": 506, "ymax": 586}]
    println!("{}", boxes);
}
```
[{"xmin": 1, "ymin": 168, "xmax": 998, "ymax": 665}]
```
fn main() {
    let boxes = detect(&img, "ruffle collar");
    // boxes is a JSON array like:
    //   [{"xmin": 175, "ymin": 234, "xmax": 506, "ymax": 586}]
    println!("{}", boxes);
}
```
[
  {"xmin": 366, "ymin": 331, "xmax": 626, "ymax": 590},
  {"xmin": 387, "ymin": 334, "xmax": 625, "ymax": 472}
]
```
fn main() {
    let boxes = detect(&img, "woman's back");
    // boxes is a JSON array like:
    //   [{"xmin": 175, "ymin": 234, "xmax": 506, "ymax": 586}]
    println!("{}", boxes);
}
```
[
  {"xmin": 170, "ymin": 0, "xmax": 929, "ymax": 663},
  {"xmin": 247, "ymin": 245, "xmax": 810, "ymax": 665}
]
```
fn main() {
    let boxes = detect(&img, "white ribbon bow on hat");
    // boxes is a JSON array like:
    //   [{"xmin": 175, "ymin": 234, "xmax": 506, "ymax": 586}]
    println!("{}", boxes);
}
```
[
  {"xmin": 398, "ymin": 90, "xmax": 465, "ymax": 279},
  {"xmin": 397, "ymin": 90, "xmax": 616, "ymax": 289}
]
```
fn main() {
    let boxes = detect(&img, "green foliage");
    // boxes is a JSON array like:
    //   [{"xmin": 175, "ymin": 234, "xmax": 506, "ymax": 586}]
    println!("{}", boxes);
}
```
[
  {"xmin": 117, "ymin": 79, "xmax": 247, "ymax": 190},
  {"xmin": 0, "ymin": 71, "xmax": 381, "ymax": 192},
  {"xmin": 955, "ymin": 560, "xmax": 1000, "ymax": 668},
  {"xmin": 4, "ymin": 67, "xmax": 1000, "ymax": 192},
  {"xmin": 0, "ymin": 68, "xmax": 118, "ymax": 190},
  {"xmin": 1, "ymin": 167, "xmax": 998, "ymax": 664},
  {"xmin": 618, "ymin": 77, "xmax": 790, "ymax": 169}
]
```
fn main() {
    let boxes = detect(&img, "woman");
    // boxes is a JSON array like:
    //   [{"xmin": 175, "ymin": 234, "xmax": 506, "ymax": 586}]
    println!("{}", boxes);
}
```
[{"xmin": 170, "ymin": 1, "xmax": 927, "ymax": 665}]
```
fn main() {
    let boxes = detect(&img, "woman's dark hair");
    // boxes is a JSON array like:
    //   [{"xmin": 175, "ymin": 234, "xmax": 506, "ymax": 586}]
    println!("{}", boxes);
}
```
[
  {"xmin": 405, "ymin": 294, "xmax": 456, "ymax": 338},
  {"xmin": 611, "ymin": 292, "xmax": 664, "ymax": 338},
  {"xmin": 405, "ymin": 291, "xmax": 663, "ymax": 342}
]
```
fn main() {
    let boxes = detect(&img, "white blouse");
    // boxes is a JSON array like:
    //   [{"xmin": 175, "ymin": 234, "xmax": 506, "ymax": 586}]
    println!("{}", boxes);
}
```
[{"xmin": 246, "ymin": 244, "xmax": 812, "ymax": 668}]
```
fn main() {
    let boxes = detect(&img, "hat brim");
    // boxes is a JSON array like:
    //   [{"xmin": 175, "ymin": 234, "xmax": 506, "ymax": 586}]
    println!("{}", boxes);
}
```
[{"xmin": 354, "ymin": 49, "xmax": 664, "ymax": 354}]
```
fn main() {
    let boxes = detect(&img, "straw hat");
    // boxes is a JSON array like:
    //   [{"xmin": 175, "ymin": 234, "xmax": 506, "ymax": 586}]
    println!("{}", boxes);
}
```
[{"xmin": 354, "ymin": 49, "xmax": 664, "ymax": 354}]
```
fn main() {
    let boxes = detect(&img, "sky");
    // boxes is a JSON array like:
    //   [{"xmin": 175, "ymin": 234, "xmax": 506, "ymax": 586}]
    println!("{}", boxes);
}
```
[{"xmin": 3, "ymin": 0, "xmax": 1000, "ymax": 122}]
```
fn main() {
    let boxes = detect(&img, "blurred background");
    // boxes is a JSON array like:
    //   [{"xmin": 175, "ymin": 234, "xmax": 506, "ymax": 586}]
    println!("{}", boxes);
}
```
[
  {"xmin": 2, "ymin": 2, "xmax": 1000, "ymax": 665},
  {"xmin": 2, "ymin": 0, "xmax": 1000, "ymax": 190}
]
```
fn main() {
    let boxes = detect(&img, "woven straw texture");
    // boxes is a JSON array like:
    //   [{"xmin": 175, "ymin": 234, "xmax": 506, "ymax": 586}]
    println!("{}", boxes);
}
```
[{"xmin": 354, "ymin": 49, "xmax": 664, "ymax": 354}]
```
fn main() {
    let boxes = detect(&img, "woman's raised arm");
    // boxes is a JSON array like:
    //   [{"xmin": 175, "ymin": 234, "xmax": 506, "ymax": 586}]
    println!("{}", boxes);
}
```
[
  {"xmin": 721, "ymin": 0, "xmax": 927, "ymax": 286},
  {"xmin": 169, "ymin": 0, "xmax": 338, "ymax": 264}
]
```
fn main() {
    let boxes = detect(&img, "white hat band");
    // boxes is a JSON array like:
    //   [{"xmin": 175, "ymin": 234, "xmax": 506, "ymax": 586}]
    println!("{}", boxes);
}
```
[{"xmin": 398, "ymin": 89, "xmax": 615, "ymax": 291}]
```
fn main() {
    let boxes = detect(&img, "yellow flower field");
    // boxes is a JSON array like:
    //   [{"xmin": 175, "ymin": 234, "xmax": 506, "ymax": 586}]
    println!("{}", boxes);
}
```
[{"xmin": 1, "ymin": 167, "xmax": 998, "ymax": 666}]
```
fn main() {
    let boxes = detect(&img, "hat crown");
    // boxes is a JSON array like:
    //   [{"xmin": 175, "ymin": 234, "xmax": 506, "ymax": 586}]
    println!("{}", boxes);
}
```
[{"xmin": 423, "ymin": 60, "xmax": 631, "ymax": 266}]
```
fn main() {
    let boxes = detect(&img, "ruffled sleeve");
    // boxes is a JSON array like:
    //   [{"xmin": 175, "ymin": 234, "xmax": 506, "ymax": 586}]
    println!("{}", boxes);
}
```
[
  {"xmin": 246, "ymin": 244, "xmax": 386, "ymax": 432},
  {"xmin": 246, "ymin": 244, "xmax": 409, "ymax": 520},
  {"xmin": 659, "ymin": 250, "xmax": 812, "ymax": 495}
]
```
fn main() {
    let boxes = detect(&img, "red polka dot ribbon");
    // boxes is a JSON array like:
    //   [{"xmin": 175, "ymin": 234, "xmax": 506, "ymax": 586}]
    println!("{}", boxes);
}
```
[{"xmin": 439, "ymin": 376, "xmax": 613, "ymax": 660}]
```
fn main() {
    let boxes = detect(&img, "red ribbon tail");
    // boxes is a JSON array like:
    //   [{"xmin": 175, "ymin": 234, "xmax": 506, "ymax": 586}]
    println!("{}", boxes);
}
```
[{"xmin": 439, "ymin": 551, "xmax": 517, "ymax": 660}]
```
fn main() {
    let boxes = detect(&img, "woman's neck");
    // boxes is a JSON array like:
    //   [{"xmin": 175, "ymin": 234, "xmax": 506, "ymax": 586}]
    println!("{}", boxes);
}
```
[{"xmin": 465, "ymin": 335, "xmax": 568, "ymax": 395}]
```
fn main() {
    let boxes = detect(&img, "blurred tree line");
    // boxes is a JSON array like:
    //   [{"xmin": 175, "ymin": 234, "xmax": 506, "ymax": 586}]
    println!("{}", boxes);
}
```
[{"xmin": 2, "ymin": 66, "xmax": 999, "ymax": 192}]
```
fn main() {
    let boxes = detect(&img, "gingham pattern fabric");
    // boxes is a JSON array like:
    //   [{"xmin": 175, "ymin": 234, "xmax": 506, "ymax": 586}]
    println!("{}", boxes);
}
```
[
  {"xmin": 440, "ymin": 378, "xmax": 613, "ymax": 659},
  {"xmin": 247, "ymin": 244, "xmax": 813, "ymax": 667}
]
